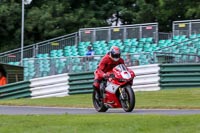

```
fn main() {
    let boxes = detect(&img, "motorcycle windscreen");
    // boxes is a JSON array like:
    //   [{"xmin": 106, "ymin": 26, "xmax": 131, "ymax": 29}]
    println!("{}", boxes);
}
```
[{"xmin": 114, "ymin": 64, "xmax": 131, "ymax": 79}]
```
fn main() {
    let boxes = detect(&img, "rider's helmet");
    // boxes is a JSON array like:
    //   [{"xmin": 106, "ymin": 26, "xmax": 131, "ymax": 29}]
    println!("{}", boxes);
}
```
[{"xmin": 109, "ymin": 46, "xmax": 121, "ymax": 61}]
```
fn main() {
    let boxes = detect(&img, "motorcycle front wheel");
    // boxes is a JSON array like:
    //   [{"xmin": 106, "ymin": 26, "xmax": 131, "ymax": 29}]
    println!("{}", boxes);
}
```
[
  {"xmin": 92, "ymin": 89, "xmax": 108, "ymax": 112},
  {"xmin": 119, "ymin": 85, "xmax": 135, "ymax": 112}
]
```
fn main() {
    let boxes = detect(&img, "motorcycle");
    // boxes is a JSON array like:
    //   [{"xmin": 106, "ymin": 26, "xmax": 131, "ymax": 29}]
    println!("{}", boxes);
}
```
[{"xmin": 92, "ymin": 64, "xmax": 136, "ymax": 112}]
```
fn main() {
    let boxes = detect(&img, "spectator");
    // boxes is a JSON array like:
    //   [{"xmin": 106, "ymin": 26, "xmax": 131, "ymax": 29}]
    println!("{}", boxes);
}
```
[
  {"xmin": 85, "ymin": 45, "xmax": 95, "ymax": 61},
  {"xmin": 125, "ymin": 54, "xmax": 133, "ymax": 67},
  {"xmin": 0, "ymin": 71, "xmax": 7, "ymax": 86},
  {"xmin": 134, "ymin": 60, "xmax": 140, "ymax": 66},
  {"xmin": 86, "ymin": 45, "xmax": 94, "ymax": 56}
]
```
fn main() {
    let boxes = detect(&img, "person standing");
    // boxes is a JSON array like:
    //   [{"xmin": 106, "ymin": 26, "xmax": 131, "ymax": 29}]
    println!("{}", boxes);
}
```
[{"xmin": 0, "ymin": 71, "xmax": 7, "ymax": 86}]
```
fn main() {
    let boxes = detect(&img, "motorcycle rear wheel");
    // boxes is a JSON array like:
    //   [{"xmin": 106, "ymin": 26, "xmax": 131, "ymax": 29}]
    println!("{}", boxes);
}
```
[
  {"xmin": 120, "ymin": 85, "xmax": 135, "ymax": 112},
  {"xmin": 92, "ymin": 89, "xmax": 108, "ymax": 112}
]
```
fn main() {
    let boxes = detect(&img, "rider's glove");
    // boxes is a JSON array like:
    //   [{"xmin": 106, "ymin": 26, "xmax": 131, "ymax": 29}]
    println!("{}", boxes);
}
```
[{"xmin": 103, "ymin": 73, "xmax": 109, "ymax": 79}]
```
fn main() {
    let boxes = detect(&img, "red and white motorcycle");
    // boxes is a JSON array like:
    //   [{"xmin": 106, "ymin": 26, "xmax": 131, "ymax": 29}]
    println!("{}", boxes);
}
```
[{"xmin": 92, "ymin": 64, "xmax": 136, "ymax": 112}]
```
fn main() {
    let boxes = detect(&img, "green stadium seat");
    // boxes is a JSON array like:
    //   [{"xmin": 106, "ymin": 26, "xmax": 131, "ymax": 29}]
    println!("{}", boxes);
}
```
[
  {"xmin": 123, "ymin": 46, "xmax": 130, "ymax": 53},
  {"xmin": 139, "ymin": 38, "xmax": 146, "ymax": 43},
  {"xmin": 50, "ymin": 50, "xmax": 57, "ymax": 57},
  {"xmin": 146, "ymin": 37, "xmax": 153, "ymax": 43},
  {"xmin": 129, "ymin": 47, "xmax": 136, "ymax": 53},
  {"xmin": 135, "ymin": 48, "xmax": 143, "ymax": 52},
  {"xmin": 188, "ymin": 56, "xmax": 196, "ymax": 62},
  {"xmin": 124, "ymin": 41, "xmax": 132, "ymax": 46},
  {"xmin": 189, "ymin": 48, "xmax": 198, "ymax": 54},
  {"xmin": 138, "ymin": 43, "xmax": 144, "ymax": 48},
  {"xmin": 124, "ymin": 39, "xmax": 131, "ymax": 43},
  {"xmin": 190, "ymin": 34, "xmax": 197, "ymax": 39},
  {"xmin": 173, "ymin": 49, "xmax": 180, "ymax": 54},
  {"xmin": 144, "ymin": 47, "xmax": 154, "ymax": 52},
  {"xmin": 198, "ymin": 51, "xmax": 200, "ymax": 55},
  {"xmin": 8, "ymin": 61, "xmax": 20, "ymax": 66},
  {"xmin": 173, "ymin": 35, "xmax": 180, "ymax": 40},
  {"xmin": 143, "ymin": 43, "xmax": 151, "ymax": 48},
  {"xmin": 72, "ymin": 65, "xmax": 83, "ymax": 72},
  {"xmin": 115, "ymin": 39, "xmax": 121, "ymax": 43},
  {"xmin": 165, "ymin": 39, "xmax": 172, "ymax": 44},
  {"xmin": 159, "ymin": 42, "xmax": 168, "ymax": 48},
  {"xmin": 130, "ymin": 38, "xmax": 137, "ymax": 42}
]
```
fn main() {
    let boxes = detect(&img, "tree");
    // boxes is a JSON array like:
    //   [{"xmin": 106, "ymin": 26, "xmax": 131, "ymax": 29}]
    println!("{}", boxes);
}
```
[{"xmin": 0, "ymin": 0, "xmax": 200, "ymax": 52}]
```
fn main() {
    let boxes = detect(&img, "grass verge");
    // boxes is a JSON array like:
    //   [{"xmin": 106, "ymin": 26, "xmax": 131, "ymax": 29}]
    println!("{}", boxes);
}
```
[
  {"xmin": 0, "ymin": 114, "xmax": 200, "ymax": 133},
  {"xmin": 0, "ymin": 88, "xmax": 200, "ymax": 109}
]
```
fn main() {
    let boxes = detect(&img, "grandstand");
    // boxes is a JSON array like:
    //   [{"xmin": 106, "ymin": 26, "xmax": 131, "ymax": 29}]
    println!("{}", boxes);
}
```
[{"xmin": 0, "ymin": 20, "xmax": 200, "ymax": 80}]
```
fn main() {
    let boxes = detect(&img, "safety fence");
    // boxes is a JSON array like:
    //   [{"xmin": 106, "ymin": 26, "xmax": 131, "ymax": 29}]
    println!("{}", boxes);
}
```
[
  {"xmin": 65, "ymin": 64, "xmax": 161, "ymax": 95},
  {"xmin": 0, "ymin": 64, "xmax": 160, "ymax": 99},
  {"xmin": 0, "ymin": 81, "xmax": 31, "ymax": 99},
  {"xmin": 68, "ymin": 72, "xmax": 94, "ymax": 95},
  {"xmin": 30, "ymin": 73, "xmax": 69, "ymax": 99},
  {"xmin": 160, "ymin": 63, "xmax": 200, "ymax": 89},
  {"xmin": 129, "ymin": 64, "xmax": 160, "ymax": 91}
]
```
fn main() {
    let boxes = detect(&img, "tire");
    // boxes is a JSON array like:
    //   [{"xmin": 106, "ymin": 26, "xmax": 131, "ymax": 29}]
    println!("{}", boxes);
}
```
[
  {"xmin": 92, "ymin": 89, "xmax": 108, "ymax": 112},
  {"xmin": 119, "ymin": 85, "xmax": 135, "ymax": 112}
]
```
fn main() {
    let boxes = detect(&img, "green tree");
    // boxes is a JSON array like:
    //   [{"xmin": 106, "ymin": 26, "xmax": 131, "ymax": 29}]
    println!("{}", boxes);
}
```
[
  {"xmin": 0, "ymin": 0, "xmax": 200, "ymax": 52},
  {"xmin": 0, "ymin": 1, "xmax": 21, "ymax": 52}
]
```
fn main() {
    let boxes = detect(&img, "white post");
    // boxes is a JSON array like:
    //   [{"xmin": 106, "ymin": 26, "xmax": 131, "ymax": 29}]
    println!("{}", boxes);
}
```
[
  {"xmin": 21, "ymin": 0, "xmax": 24, "ymax": 65},
  {"xmin": 21, "ymin": 0, "xmax": 32, "ymax": 65}
]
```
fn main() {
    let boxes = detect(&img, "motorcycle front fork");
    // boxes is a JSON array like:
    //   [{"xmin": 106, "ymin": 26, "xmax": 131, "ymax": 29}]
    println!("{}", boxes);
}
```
[{"xmin": 119, "ymin": 87, "xmax": 125, "ymax": 100}]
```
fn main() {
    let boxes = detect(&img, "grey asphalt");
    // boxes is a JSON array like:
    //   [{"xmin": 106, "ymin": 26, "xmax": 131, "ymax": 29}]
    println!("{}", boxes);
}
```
[{"xmin": 0, "ymin": 105, "xmax": 200, "ymax": 115}]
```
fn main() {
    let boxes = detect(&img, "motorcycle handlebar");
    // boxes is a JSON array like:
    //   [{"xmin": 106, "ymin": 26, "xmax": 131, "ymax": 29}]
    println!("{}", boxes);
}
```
[{"xmin": 109, "ymin": 73, "xmax": 115, "ymax": 78}]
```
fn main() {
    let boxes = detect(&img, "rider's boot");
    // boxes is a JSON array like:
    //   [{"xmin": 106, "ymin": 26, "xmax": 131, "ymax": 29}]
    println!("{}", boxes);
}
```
[
  {"xmin": 93, "ymin": 86, "xmax": 103, "ymax": 99},
  {"xmin": 100, "ymin": 82, "xmax": 106, "ymax": 98}
]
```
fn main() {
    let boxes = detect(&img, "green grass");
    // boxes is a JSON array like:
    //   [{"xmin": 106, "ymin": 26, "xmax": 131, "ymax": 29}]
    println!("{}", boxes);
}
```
[
  {"xmin": 0, "ymin": 114, "xmax": 200, "ymax": 133},
  {"xmin": 0, "ymin": 88, "xmax": 200, "ymax": 133},
  {"xmin": 0, "ymin": 88, "xmax": 200, "ymax": 109}
]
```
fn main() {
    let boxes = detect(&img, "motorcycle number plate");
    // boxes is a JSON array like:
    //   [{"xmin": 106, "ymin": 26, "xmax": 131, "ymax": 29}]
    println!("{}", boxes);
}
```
[{"xmin": 105, "ymin": 82, "xmax": 119, "ymax": 94}]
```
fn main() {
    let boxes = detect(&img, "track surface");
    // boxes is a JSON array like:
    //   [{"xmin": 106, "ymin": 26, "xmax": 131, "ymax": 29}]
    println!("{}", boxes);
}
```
[{"xmin": 0, "ymin": 105, "xmax": 200, "ymax": 115}]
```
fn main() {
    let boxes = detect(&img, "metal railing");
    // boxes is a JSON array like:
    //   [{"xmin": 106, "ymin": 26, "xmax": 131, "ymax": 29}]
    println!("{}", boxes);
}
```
[
  {"xmin": 173, "ymin": 19, "xmax": 200, "ymax": 36},
  {"xmin": 79, "ymin": 23, "xmax": 158, "ymax": 43},
  {"xmin": 20, "ymin": 52, "xmax": 153, "ymax": 80},
  {"xmin": 0, "ymin": 32, "xmax": 78, "ymax": 63},
  {"xmin": 0, "ymin": 23, "xmax": 158, "ymax": 63},
  {"xmin": 155, "ymin": 36, "xmax": 200, "ymax": 53},
  {"xmin": 153, "ymin": 52, "xmax": 200, "ymax": 64},
  {"xmin": 5, "ymin": 50, "xmax": 200, "ymax": 81},
  {"xmin": 158, "ymin": 32, "xmax": 172, "ymax": 40}
]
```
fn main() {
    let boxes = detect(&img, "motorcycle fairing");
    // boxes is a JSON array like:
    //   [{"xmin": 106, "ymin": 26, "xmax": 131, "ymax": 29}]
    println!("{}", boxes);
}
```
[
  {"xmin": 120, "ymin": 70, "xmax": 132, "ymax": 79},
  {"xmin": 105, "ymin": 81, "xmax": 120, "ymax": 94}
]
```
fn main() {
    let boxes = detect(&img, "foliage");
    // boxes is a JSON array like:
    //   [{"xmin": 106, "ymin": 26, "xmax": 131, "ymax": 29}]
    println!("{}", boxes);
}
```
[{"xmin": 0, "ymin": 0, "xmax": 199, "ymax": 52}]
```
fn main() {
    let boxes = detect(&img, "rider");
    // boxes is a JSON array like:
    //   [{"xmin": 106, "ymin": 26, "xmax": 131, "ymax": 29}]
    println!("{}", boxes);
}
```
[{"xmin": 93, "ymin": 46, "xmax": 125, "ymax": 97}]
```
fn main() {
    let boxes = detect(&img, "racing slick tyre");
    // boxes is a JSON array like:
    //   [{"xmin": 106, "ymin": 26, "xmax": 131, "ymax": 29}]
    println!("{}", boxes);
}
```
[
  {"xmin": 92, "ymin": 89, "xmax": 108, "ymax": 112},
  {"xmin": 119, "ymin": 85, "xmax": 135, "ymax": 112}
]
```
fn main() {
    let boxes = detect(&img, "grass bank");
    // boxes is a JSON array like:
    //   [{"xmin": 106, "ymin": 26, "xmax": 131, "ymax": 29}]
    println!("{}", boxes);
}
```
[{"xmin": 0, "ymin": 88, "xmax": 200, "ymax": 109}]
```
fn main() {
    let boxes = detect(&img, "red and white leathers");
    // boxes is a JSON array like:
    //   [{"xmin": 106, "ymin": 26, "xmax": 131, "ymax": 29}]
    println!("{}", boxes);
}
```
[{"xmin": 93, "ymin": 52, "xmax": 124, "ymax": 89}]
